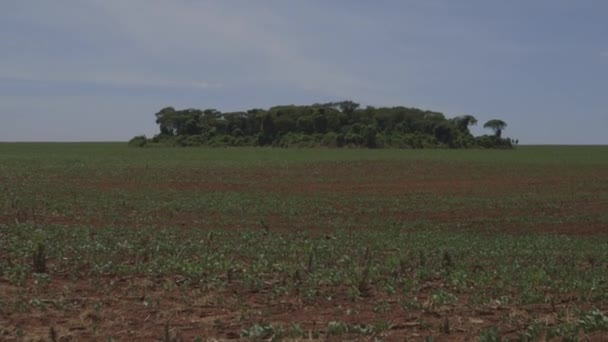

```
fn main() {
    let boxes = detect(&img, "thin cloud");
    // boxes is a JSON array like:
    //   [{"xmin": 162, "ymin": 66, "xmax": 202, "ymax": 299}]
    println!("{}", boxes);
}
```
[
  {"xmin": 0, "ymin": 1, "xmax": 405, "ymax": 103},
  {"xmin": 88, "ymin": 1, "xmax": 379, "ymax": 101},
  {"xmin": 601, "ymin": 51, "xmax": 608, "ymax": 57},
  {"xmin": 0, "ymin": 69, "xmax": 222, "ymax": 90},
  {"xmin": 87, "ymin": 73, "xmax": 223, "ymax": 89}
]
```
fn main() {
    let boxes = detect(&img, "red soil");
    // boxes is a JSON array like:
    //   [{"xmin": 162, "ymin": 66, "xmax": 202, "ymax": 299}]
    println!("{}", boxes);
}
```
[{"xmin": 2, "ymin": 276, "xmax": 607, "ymax": 341}]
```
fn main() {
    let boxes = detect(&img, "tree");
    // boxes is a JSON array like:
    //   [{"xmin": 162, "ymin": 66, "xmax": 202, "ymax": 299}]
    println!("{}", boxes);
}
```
[
  {"xmin": 139, "ymin": 103, "xmax": 514, "ymax": 149},
  {"xmin": 259, "ymin": 113, "xmax": 277, "ymax": 144},
  {"xmin": 483, "ymin": 119, "xmax": 507, "ymax": 138},
  {"xmin": 335, "ymin": 101, "xmax": 360, "ymax": 124},
  {"xmin": 452, "ymin": 115, "xmax": 478, "ymax": 133},
  {"xmin": 312, "ymin": 109, "xmax": 329, "ymax": 133},
  {"xmin": 155, "ymin": 107, "xmax": 177, "ymax": 136},
  {"xmin": 337, "ymin": 101, "xmax": 360, "ymax": 115},
  {"xmin": 362, "ymin": 125, "xmax": 378, "ymax": 148},
  {"xmin": 434, "ymin": 122, "xmax": 456, "ymax": 147}
]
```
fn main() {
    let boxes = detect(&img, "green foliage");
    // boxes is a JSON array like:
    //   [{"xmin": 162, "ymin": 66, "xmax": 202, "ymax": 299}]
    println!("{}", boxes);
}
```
[
  {"xmin": 132, "ymin": 102, "xmax": 513, "ymax": 149},
  {"xmin": 241, "ymin": 323, "xmax": 275, "ymax": 340},
  {"xmin": 578, "ymin": 309, "xmax": 608, "ymax": 332},
  {"xmin": 483, "ymin": 119, "xmax": 508, "ymax": 138},
  {"xmin": 478, "ymin": 326, "xmax": 501, "ymax": 341},
  {"xmin": 327, "ymin": 321, "xmax": 375, "ymax": 336},
  {"xmin": 476, "ymin": 135, "xmax": 513, "ymax": 149},
  {"xmin": 128, "ymin": 135, "xmax": 148, "ymax": 147}
]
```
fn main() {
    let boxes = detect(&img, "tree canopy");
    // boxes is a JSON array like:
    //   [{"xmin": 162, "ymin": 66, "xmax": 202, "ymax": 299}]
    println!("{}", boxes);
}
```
[
  {"xmin": 130, "ymin": 101, "xmax": 514, "ymax": 149},
  {"xmin": 483, "ymin": 119, "xmax": 508, "ymax": 138}
]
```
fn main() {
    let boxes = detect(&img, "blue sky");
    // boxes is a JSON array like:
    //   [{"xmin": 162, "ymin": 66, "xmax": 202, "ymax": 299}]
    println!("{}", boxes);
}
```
[{"xmin": 1, "ymin": 0, "xmax": 607, "ymax": 143}]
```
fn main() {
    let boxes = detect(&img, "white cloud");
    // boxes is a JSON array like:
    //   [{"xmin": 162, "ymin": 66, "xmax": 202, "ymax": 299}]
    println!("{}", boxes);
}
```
[{"xmin": 601, "ymin": 51, "xmax": 608, "ymax": 57}]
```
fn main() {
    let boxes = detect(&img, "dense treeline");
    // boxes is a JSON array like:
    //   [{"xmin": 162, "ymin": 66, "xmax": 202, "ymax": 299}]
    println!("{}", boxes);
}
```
[{"xmin": 130, "ymin": 101, "xmax": 515, "ymax": 148}]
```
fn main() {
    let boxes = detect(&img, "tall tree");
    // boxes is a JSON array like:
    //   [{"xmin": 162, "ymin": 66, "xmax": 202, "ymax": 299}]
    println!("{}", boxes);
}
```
[
  {"xmin": 483, "ymin": 119, "xmax": 507, "ymax": 138},
  {"xmin": 452, "ymin": 115, "xmax": 478, "ymax": 133},
  {"xmin": 155, "ymin": 107, "xmax": 177, "ymax": 136}
]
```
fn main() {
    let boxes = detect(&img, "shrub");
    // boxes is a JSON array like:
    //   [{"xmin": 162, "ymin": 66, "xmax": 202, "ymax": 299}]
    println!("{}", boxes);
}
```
[{"xmin": 128, "ymin": 135, "xmax": 148, "ymax": 147}]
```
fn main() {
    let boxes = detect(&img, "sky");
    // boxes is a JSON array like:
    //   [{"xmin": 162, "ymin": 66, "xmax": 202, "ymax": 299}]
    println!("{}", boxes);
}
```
[{"xmin": 1, "ymin": 0, "xmax": 607, "ymax": 144}]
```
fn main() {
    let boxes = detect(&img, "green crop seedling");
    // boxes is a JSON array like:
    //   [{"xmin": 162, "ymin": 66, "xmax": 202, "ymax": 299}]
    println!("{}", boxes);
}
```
[{"xmin": 0, "ymin": 144, "xmax": 607, "ymax": 339}]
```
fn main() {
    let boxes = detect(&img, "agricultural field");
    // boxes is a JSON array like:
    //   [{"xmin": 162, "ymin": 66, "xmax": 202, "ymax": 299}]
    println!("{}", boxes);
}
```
[{"xmin": 1, "ymin": 143, "xmax": 607, "ymax": 341}]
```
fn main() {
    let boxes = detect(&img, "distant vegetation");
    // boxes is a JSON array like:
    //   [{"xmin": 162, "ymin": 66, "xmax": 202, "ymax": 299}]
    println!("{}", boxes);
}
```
[{"xmin": 130, "ymin": 101, "xmax": 516, "ymax": 148}]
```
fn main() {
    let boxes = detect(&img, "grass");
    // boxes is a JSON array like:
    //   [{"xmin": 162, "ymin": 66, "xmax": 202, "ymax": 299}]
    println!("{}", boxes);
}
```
[{"xmin": 0, "ymin": 143, "xmax": 607, "ymax": 340}]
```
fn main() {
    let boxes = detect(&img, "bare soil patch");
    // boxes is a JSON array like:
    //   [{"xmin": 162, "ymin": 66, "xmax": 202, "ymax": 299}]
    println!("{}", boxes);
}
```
[{"xmin": 2, "ymin": 276, "xmax": 606, "ymax": 341}]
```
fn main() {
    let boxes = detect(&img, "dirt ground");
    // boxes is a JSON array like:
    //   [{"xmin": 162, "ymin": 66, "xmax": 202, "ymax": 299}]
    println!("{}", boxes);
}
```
[
  {"xmin": 2, "ymin": 160, "xmax": 607, "ymax": 340},
  {"xmin": 3, "ymin": 275, "xmax": 608, "ymax": 341}
]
